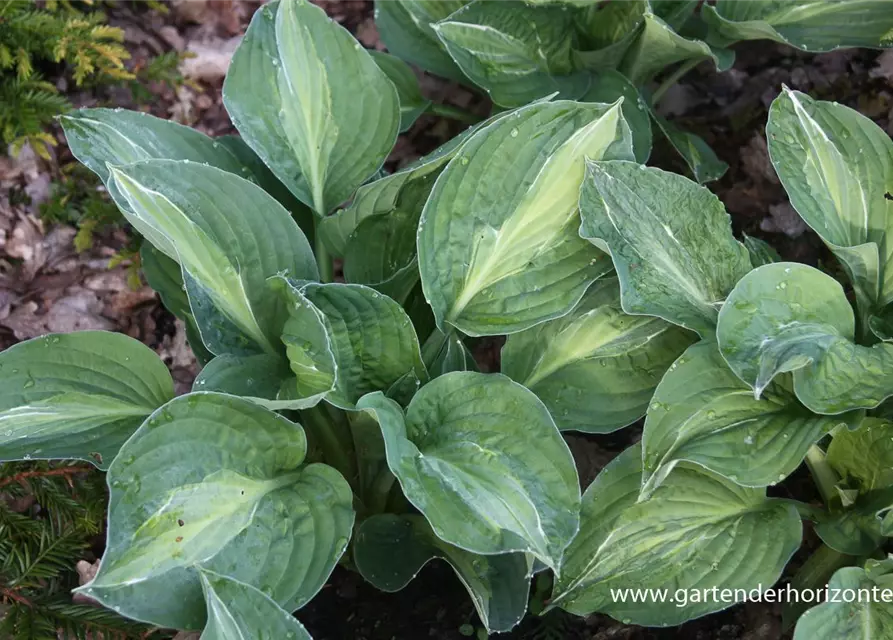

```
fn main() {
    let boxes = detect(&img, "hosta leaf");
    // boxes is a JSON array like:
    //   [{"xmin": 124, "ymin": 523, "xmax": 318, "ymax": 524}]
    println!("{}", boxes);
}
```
[
  {"xmin": 581, "ymin": 71, "xmax": 652, "ymax": 163},
  {"xmin": 573, "ymin": 0, "xmax": 646, "ymax": 70},
  {"xmin": 433, "ymin": 1, "xmax": 591, "ymax": 108},
  {"xmin": 78, "ymin": 393, "xmax": 354, "ymax": 629},
  {"xmin": 109, "ymin": 160, "xmax": 317, "ymax": 357},
  {"xmin": 374, "ymin": 0, "xmax": 469, "ymax": 82},
  {"xmin": 579, "ymin": 160, "xmax": 751, "ymax": 337},
  {"xmin": 871, "ymin": 305, "xmax": 893, "ymax": 342},
  {"xmin": 642, "ymin": 341, "xmax": 849, "ymax": 494},
  {"xmin": 552, "ymin": 443, "xmax": 802, "ymax": 625},
  {"xmin": 192, "ymin": 354, "xmax": 303, "ymax": 411},
  {"xmin": 224, "ymin": 0, "xmax": 399, "ymax": 215},
  {"xmin": 354, "ymin": 514, "xmax": 531, "ymax": 633},
  {"xmin": 650, "ymin": 0, "xmax": 699, "ymax": 30},
  {"xmin": 342, "ymin": 209, "xmax": 420, "ymax": 304},
  {"xmin": 502, "ymin": 277, "xmax": 694, "ymax": 433},
  {"xmin": 717, "ymin": 262, "xmax": 893, "ymax": 414},
  {"xmin": 574, "ymin": 10, "xmax": 645, "ymax": 73},
  {"xmin": 216, "ymin": 135, "xmax": 316, "ymax": 241},
  {"xmin": 525, "ymin": 0, "xmax": 601, "ymax": 6},
  {"xmin": 356, "ymin": 372, "xmax": 580, "ymax": 570},
  {"xmin": 0, "ymin": 332, "xmax": 173, "ymax": 469},
  {"xmin": 794, "ymin": 559, "xmax": 893, "ymax": 640},
  {"xmin": 815, "ymin": 489, "xmax": 893, "ymax": 556},
  {"xmin": 199, "ymin": 570, "xmax": 312, "ymax": 640},
  {"xmin": 370, "ymin": 51, "xmax": 431, "ymax": 132},
  {"xmin": 619, "ymin": 11, "xmax": 734, "ymax": 84},
  {"xmin": 140, "ymin": 244, "xmax": 213, "ymax": 366},
  {"xmin": 419, "ymin": 100, "xmax": 631, "ymax": 337},
  {"xmin": 767, "ymin": 89, "xmax": 893, "ymax": 317},
  {"xmin": 703, "ymin": 0, "xmax": 893, "ymax": 52},
  {"xmin": 650, "ymin": 110, "xmax": 729, "ymax": 184},
  {"xmin": 59, "ymin": 108, "xmax": 246, "ymax": 185},
  {"xmin": 827, "ymin": 419, "xmax": 893, "ymax": 492},
  {"xmin": 273, "ymin": 279, "xmax": 427, "ymax": 409},
  {"xmin": 60, "ymin": 109, "xmax": 318, "ymax": 238},
  {"xmin": 421, "ymin": 329, "xmax": 479, "ymax": 377},
  {"xmin": 743, "ymin": 234, "xmax": 783, "ymax": 268},
  {"xmin": 319, "ymin": 115, "xmax": 499, "ymax": 257},
  {"xmin": 340, "ymin": 172, "xmax": 436, "ymax": 303},
  {"xmin": 814, "ymin": 487, "xmax": 893, "ymax": 555}
]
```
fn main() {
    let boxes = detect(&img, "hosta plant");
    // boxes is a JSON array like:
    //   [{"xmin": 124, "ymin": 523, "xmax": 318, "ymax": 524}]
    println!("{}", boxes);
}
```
[
  {"xmin": 375, "ymin": 0, "xmax": 893, "ymax": 184},
  {"xmin": 0, "ymin": 0, "xmax": 892, "ymax": 637}
]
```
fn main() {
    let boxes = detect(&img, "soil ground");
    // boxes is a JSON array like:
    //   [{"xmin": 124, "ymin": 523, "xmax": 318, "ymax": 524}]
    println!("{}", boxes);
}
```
[{"xmin": 2, "ymin": 2, "xmax": 891, "ymax": 639}]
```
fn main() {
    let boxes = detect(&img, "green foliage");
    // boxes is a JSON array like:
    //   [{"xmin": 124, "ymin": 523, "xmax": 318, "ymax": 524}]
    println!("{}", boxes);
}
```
[
  {"xmin": 1, "ymin": 0, "xmax": 892, "ymax": 638},
  {"xmin": 0, "ymin": 461, "xmax": 155, "ymax": 640},
  {"xmin": 375, "ymin": 0, "xmax": 893, "ymax": 184}
]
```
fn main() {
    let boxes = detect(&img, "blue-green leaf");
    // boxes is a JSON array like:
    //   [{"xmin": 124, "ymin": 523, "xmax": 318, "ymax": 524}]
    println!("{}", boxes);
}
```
[
  {"xmin": 419, "ymin": 100, "xmax": 631, "ymax": 336},
  {"xmin": 642, "ymin": 341, "xmax": 851, "ymax": 495},
  {"xmin": 224, "ymin": 0, "xmax": 399, "ymax": 215},
  {"xmin": 433, "ymin": 0, "xmax": 591, "ymax": 107},
  {"xmin": 704, "ymin": 0, "xmax": 893, "ymax": 52},
  {"xmin": 374, "ymin": 0, "xmax": 470, "ymax": 82},
  {"xmin": 199, "ymin": 570, "xmax": 312, "ymax": 640},
  {"xmin": 717, "ymin": 262, "xmax": 893, "ymax": 414},
  {"xmin": 354, "ymin": 514, "xmax": 531, "ymax": 633},
  {"xmin": 502, "ymin": 277, "xmax": 694, "ymax": 433},
  {"xmin": 620, "ymin": 11, "xmax": 734, "ymax": 84},
  {"xmin": 579, "ymin": 160, "xmax": 751, "ymax": 337},
  {"xmin": 581, "ymin": 71, "xmax": 652, "ymax": 163},
  {"xmin": 357, "ymin": 372, "xmax": 580, "ymax": 570},
  {"xmin": 650, "ymin": 110, "xmax": 729, "ymax": 184},
  {"xmin": 0, "ymin": 331, "xmax": 173, "ymax": 469},
  {"xmin": 767, "ymin": 88, "xmax": 893, "ymax": 324},
  {"xmin": 273, "ymin": 279, "xmax": 427, "ymax": 409},
  {"xmin": 109, "ymin": 160, "xmax": 317, "ymax": 357},
  {"xmin": 78, "ymin": 393, "xmax": 354, "ymax": 629},
  {"xmin": 370, "ymin": 51, "xmax": 431, "ymax": 132},
  {"xmin": 552, "ymin": 443, "xmax": 802, "ymax": 625},
  {"xmin": 794, "ymin": 558, "xmax": 893, "ymax": 640}
]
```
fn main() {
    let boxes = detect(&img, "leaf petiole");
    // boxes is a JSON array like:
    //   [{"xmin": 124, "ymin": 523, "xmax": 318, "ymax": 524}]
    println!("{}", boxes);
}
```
[
  {"xmin": 805, "ymin": 444, "xmax": 840, "ymax": 506},
  {"xmin": 427, "ymin": 102, "xmax": 483, "ymax": 126}
]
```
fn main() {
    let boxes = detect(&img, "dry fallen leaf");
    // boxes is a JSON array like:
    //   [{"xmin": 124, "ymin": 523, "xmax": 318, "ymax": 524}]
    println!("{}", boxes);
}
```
[{"xmin": 180, "ymin": 36, "xmax": 242, "ymax": 83}]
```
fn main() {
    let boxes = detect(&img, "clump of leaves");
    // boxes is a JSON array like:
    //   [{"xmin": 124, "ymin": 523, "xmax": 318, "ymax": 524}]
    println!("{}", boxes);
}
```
[
  {"xmin": 0, "ymin": 461, "xmax": 156, "ymax": 639},
  {"xmin": 0, "ymin": 1, "xmax": 892, "ymax": 639},
  {"xmin": 375, "ymin": 0, "xmax": 893, "ymax": 184}
]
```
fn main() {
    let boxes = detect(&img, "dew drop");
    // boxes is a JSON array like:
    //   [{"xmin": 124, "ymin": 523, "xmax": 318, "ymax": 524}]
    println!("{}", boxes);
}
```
[{"xmin": 510, "ymin": 128, "xmax": 519, "ymax": 138}]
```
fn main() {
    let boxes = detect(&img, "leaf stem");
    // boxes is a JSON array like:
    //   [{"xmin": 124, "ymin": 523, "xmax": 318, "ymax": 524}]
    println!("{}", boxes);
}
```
[
  {"xmin": 420, "ymin": 328, "xmax": 452, "ymax": 371},
  {"xmin": 367, "ymin": 469, "xmax": 396, "ymax": 515},
  {"xmin": 805, "ymin": 444, "xmax": 839, "ymax": 506},
  {"xmin": 313, "ymin": 217, "xmax": 333, "ymax": 283},
  {"xmin": 427, "ymin": 102, "xmax": 483, "ymax": 125},
  {"xmin": 299, "ymin": 405, "xmax": 354, "ymax": 483},
  {"xmin": 652, "ymin": 58, "xmax": 701, "ymax": 105}
]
